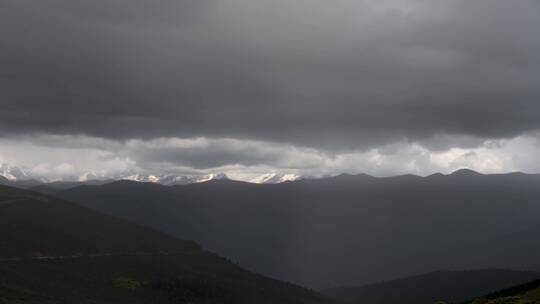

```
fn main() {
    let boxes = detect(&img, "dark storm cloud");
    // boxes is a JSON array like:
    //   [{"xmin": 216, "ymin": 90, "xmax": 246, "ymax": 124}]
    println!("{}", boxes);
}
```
[
  {"xmin": 124, "ymin": 138, "xmax": 325, "ymax": 169},
  {"xmin": 1, "ymin": 0, "xmax": 540, "ymax": 150}
]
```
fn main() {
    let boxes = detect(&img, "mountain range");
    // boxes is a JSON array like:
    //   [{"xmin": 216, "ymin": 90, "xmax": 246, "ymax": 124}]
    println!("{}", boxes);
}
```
[
  {"xmin": 0, "ymin": 163, "xmax": 301, "ymax": 185},
  {"xmin": 2, "ymin": 171, "xmax": 540, "ymax": 303},
  {"xmin": 49, "ymin": 169, "xmax": 540, "ymax": 288}
]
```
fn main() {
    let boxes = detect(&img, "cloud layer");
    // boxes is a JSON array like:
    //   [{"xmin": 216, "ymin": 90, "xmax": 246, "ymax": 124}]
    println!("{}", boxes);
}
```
[
  {"xmin": 1, "ymin": 0, "xmax": 540, "ymax": 178},
  {"xmin": 1, "ymin": 0, "xmax": 540, "ymax": 149},
  {"xmin": 1, "ymin": 133, "xmax": 539, "ymax": 181}
]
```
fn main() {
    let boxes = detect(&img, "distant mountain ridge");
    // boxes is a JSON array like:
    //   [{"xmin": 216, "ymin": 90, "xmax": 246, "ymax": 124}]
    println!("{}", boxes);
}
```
[
  {"xmin": 4, "ymin": 160, "xmax": 538, "ymax": 186},
  {"xmin": 56, "ymin": 170, "xmax": 540, "ymax": 288},
  {"xmin": 0, "ymin": 163, "xmax": 303, "ymax": 185},
  {"xmin": 322, "ymin": 269, "xmax": 540, "ymax": 304},
  {"xmin": 250, "ymin": 173, "xmax": 302, "ymax": 184},
  {"xmin": 121, "ymin": 172, "xmax": 230, "ymax": 185}
]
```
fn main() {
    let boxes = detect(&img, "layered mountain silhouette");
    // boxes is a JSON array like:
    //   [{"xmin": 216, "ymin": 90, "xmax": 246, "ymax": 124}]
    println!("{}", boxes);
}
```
[
  {"xmin": 322, "ymin": 269, "xmax": 540, "ymax": 304},
  {"xmin": 0, "ymin": 185, "xmax": 332, "ymax": 303},
  {"xmin": 53, "ymin": 170, "xmax": 540, "ymax": 288}
]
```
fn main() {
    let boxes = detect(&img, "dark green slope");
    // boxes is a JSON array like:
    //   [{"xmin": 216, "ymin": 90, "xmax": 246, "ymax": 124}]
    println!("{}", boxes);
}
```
[
  {"xmin": 0, "ymin": 254, "xmax": 332, "ymax": 304},
  {"xmin": 322, "ymin": 269, "xmax": 540, "ymax": 304},
  {"xmin": 0, "ymin": 185, "xmax": 332, "ymax": 304},
  {"xmin": 468, "ymin": 279, "xmax": 540, "ymax": 304},
  {"xmin": 0, "ymin": 185, "xmax": 200, "ymax": 257}
]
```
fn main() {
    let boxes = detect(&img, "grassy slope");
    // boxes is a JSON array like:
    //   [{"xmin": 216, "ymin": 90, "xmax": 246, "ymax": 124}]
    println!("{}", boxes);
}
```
[
  {"xmin": 0, "ymin": 185, "xmax": 332, "ymax": 304},
  {"xmin": 0, "ymin": 253, "xmax": 331, "ymax": 304},
  {"xmin": 469, "ymin": 279, "xmax": 540, "ymax": 304},
  {"xmin": 0, "ymin": 185, "xmax": 200, "ymax": 257}
]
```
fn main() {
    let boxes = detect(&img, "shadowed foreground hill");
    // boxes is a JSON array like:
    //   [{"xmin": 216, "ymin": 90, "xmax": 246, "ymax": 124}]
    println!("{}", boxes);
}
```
[
  {"xmin": 56, "ymin": 171, "xmax": 540, "ymax": 287},
  {"xmin": 0, "ymin": 185, "xmax": 332, "ymax": 304},
  {"xmin": 0, "ymin": 185, "xmax": 200, "ymax": 257},
  {"xmin": 468, "ymin": 279, "xmax": 540, "ymax": 304},
  {"xmin": 0, "ymin": 254, "xmax": 332, "ymax": 304},
  {"xmin": 322, "ymin": 269, "xmax": 540, "ymax": 304}
]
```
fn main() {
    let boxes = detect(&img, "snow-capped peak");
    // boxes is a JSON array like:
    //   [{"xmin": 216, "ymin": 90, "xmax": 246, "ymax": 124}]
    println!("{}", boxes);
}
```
[
  {"xmin": 78, "ymin": 171, "xmax": 110, "ymax": 182},
  {"xmin": 123, "ymin": 174, "xmax": 160, "ymax": 183},
  {"xmin": 120, "ymin": 172, "xmax": 229, "ymax": 185},
  {"xmin": 153, "ymin": 175, "xmax": 194, "ymax": 186},
  {"xmin": 196, "ymin": 173, "xmax": 229, "ymax": 183},
  {"xmin": 1, "ymin": 163, "xmax": 298, "ymax": 185},
  {"xmin": 0, "ymin": 163, "xmax": 32, "ymax": 181},
  {"xmin": 251, "ymin": 173, "xmax": 302, "ymax": 184}
]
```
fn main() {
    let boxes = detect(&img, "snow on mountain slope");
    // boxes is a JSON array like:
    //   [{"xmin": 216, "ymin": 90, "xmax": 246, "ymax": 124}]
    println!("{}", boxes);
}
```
[
  {"xmin": 251, "ymin": 173, "xmax": 302, "ymax": 184},
  {"xmin": 0, "ymin": 164, "xmax": 33, "ymax": 181},
  {"xmin": 195, "ymin": 173, "xmax": 229, "ymax": 183},
  {"xmin": 1, "ymin": 162, "xmax": 300, "ymax": 185},
  {"xmin": 122, "ymin": 172, "xmax": 229, "ymax": 185}
]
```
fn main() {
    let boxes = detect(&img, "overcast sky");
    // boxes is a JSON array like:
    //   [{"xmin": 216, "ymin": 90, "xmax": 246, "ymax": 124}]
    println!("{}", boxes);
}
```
[{"xmin": 1, "ymin": 0, "xmax": 540, "ymax": 181}]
